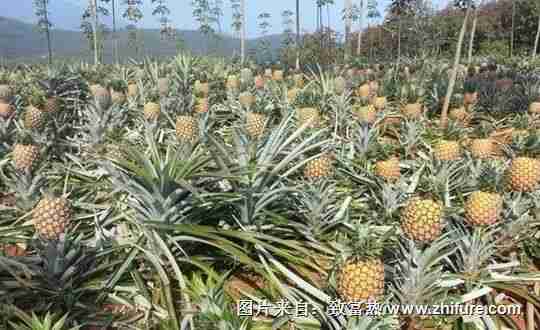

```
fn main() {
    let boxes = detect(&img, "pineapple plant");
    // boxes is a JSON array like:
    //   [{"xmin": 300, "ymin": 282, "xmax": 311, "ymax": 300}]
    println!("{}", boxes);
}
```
[
  {"xmin": 157, "ymin": 76, "xmax": 170, "ymax": 97},
  {"xmin": 463, "ymin": 79, "xmax": 479, "ymax": 107},
  {"xmin": 32, "ymin": 195, "xmax": 73, "ymax": 240},
  {"xmin": 464, "ymin": 161, "xmax": 505, "ymax": 226},
  {"xmin": 467, "ymin": 120, "xmax": 496, "ymax": 159},
  {"xmin": 352, "ymin": 97, "xmax": 377, "ymax": 125},
  {"xmin": 504, "ymin": 133, "xmax": 540, "ymax": 192},
  {"xmin": 373, "ymin": 144, "xmax": 401, "ymax": 182},
  {"xmin": 400, "ymin": 81, "xmax": 426, "ymax": 120},
  {"xmin": 175, "ymin": 103, "xmax": 199, "ymax": 143},
  {"xmin": 245, "ymin": 94, "xmax": 272, "ymax": 139},
  {"xmin": 0, "ymin": 74, "xmax": 13, "ymax": 103},
  {"xmin": 335, "ymin": 223, "xmax": 390, "ymax": 303},
  {"xmin": 12, "ymin": 135, "xmax": 40, "ymax": 173},
  {"xmin": 24, "ymin": 89, "xmax": 47, "ymax": 130},
  {"xmin": 143, "ymin": 92, "xmax": 161, "ymax": 121},
  {"xmin": 401, "ymin": 196, "xmax": 443, "ymax": 243},
  {"xmin": 303, "ymin": 153, "xmax": 335, "ymax": 180},
  {"xmin": 432, "ymin": 121, "xmax": 465, "ymax": 161},
  {"xmin": 294, "ymin": 87, "xmax": 322, "ymax": 128},
  {"xmin": 108, "ymin": 80, "xmax": 127, "ymax": 104}
]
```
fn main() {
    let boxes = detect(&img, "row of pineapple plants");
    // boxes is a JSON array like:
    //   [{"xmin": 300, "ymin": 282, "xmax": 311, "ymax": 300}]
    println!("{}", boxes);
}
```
[{"xmin": 0, "ymin": 54, "xmax": 539, "ymax": 330}]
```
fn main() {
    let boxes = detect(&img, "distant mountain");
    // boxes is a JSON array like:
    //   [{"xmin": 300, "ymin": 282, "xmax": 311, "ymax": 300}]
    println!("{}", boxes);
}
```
[
  {"xmin": 0, "ymin": 16, "xmax": 284, "ymax": 63},
  {"xmin": 0, "ymin": 0, "xmax": 86, "ymax": 30}
]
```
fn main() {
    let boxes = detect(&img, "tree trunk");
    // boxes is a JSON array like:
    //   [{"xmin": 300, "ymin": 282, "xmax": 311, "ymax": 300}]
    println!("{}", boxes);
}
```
[
  {"xmin": 440, "ymin": 4, "xmax": 472, "ymax": 129},
  {"xmin": 467, "ymin": 4, "xmax": 479, "ymax": 65},
  {"xmin": 112, "ymin": 0, "xmax": 118, "ymax": 64},
  {"xmin": 396, "ymin": 17, "xmax": 402, "ymax": 71},
  {"xmin": 295, "ymin": 0, "xmax": 300, "ymax": 70},
  {"xmin": 533, "ymin": 12, "xmax": 540, "ymax": 59},
  {"xmin": 344, "ymin": 0, "xmax": 352, "ymax": 61},
  {"xmin": 510, "ymin": 0, "xmax": 515, "ymax": 58},
  {"xmin": 91, "ymin": 0, "xmax": 100, "ymax": 65},
  {"xmin": 42, "ymin": 0, "xmax": 53, "ymax": 65},
  {"xmin": 356, "ymin": 0, "xmax": 364, "ymax": 56},
  {"xmin": 240, "ymin": 0, "xmax": 246, "ymax": 64}
]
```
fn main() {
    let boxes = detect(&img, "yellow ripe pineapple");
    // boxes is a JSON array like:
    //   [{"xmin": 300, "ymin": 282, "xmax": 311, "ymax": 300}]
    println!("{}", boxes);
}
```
[
  {"xmin": 245, "ymin": 94, "xmax": 272, "ymax": 139},
  {"xmin": 157, "ymin": 77, "xmax": 169, "ymax": 97},
  {"xmin": 433, "ymin": 121, "xmax": 464, "ymax": 161},
  {"xmin": 336, "ymin": 223, "xmax": 388, "ymax": 303},
  {"xmin": 24, "ymin": 106, "xmax": 45, "ymax": 130},
  {"xmin": 504, "ymin": 134, "xmax": 540, "ymax": 192},
  {"xmin": 0, "ymin": 102, "xmax": 14, "ymax": 119},
  {"xmin": 195, "ymin": 97, "xmax": 209, "ymax": 114},
  {"xmin": 449, "ymin": 106, "xmax": 470, "ymax": 125},
  {"xmin": 400, "ymin": 81, "xmax": 426, "ymax": 120},
  {"xmin": 375, "ymin": 156, "xmax": 401, "ymax": 182},
  {"xmin": 468, "ymin": 121, "xmax": 496, "ymax": 159},
  {"xmin": 465, "ymin": 161, "xmax": 505, "ymax": 226},
  {"xmin": 32, "ymin": 196, "xmax": 72, "ymax": 240},
  {"xmin": 108, "ymin": 80, "xmax": 127, "ymax": 104},
  {"xmin": 12, "ymin": 143, "xmax": 40, "ymax": 172},
  {"xmin": 144, "ymin": 102, "xmax": 160, "ymax": 121},
  {"xmin": 176, "ymin": 115, "xmax": 199, "ymax": 142},
  {"xmin": 334, "ymin": 76, "xmax": 347, "ymax": 95},
  {"xmin": 293, "ymin": 73, "xmax": 304, "ymax": 88},
  {"xmin": 239, "ymin": 91, "xmax": 255, "ymax": 108},
  {"xmin": 127, "ymin": 81, "xmax": 138, "ymax": 97},
  {"xmin": 303, "ymin": 154, "xmax": 334, "ymax": 180},
  {"xmin": 353, "ymin": 101, "xmax": 377, "ymax": 125},
  {"xmin": 287, "ymin": 88, "xmax": 299, "ymax": 104},
  {"xmin": 401, "ymin": 197, "xmax": 443, "ymax": 243},
  {"xmin": 294, "ymin": 87, "xmax": 322, "ymax": 128}
]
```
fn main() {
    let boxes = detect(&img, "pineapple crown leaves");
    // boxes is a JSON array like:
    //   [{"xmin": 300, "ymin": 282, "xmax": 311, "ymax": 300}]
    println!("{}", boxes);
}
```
[
  {"xmin": 294, "ymin": 87, "xmax": 322, "ymax": 109},
  {"xmin": 413, "ymin": 159, "xmax": 467, "ymax": 205},
  {"xmin": 337, "ymin": 221, "xmax": 395, "ymax": 262},
  {"xmin": 468, "ymin": 160, "xmax": 507, "ymax": 193},
  {"xmin": 31, "ymin": 232, "xmax": 98, "ymax": 293},
  {"xmin": 434, "ymin": 120, "xmax": 466, "ymax": 141},
  {"xmin": 504, "ymin": 132, "xmax": 540, "ymax": 158},
  {"xmin": 463, "ymin": 79, "xmax": 480, "ymax": 94},
  {"xmin": 400, "ymin": 81, "xmax": 426, "ymax": 104},
  {"xmin": 107, "ymin": 79, "xmax": 128, "ymax": 93},
  {"xmin": 7, "ymin": 308, "xmax": 76, "ymax": 330},
  {"xmin": 390, "ymin": 233, "xmax": 456, "ymax": 306}
]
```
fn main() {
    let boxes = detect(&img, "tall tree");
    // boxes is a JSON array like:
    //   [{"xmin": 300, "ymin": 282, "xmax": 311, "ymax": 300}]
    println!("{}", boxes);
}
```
[
  {"xmin": 82, "ymin": 1, "xmax": 109, "ymax": 63},
  {"xmin": 467, "ymin": 0, "xmax": 481, "ymax": 64},
  {"xmin": 533, "ymin": 1, "xmax": 540, "ymax": 58},
  {"xmin": 257, "ymin": 12, "xmax": 272, "ymax": 64},
  {"xmin": 440, "ymin": 0, "xmax": 473, "ymax": 129},
  {"xmin": 241, "ymin": 0, "xmax": 246, "ymax": 64},
  {"xmin": 510, "ymin": 0, "xmax": 516, "ymax": 57},
  {"xmin": 33, "ymin": 0, "xmax": 53, "ymax": 65},
  {"xmin": 230, "ymin": 0, "xmax": 242, "ymax": 60},
  {"xmin": 123, "ymin": 0, "xmax": 143, "ymax": 58},
  {"xmin": 344, "ymin": 0, "xmax": 353, "ymax": 60},
  {"xmin": 90, "ymin": 0, "xmax": 100, "ymax": 64},
  {"xmin": 296, "ymin": 0, "xmax": 300, "ymax": 69},
  {"xmin": 389, "ymin": 0, "xmax": 414, "ymax": 69},
  {"xmin": 357, "ymin": 0, "xmax": 365, "ymax": 56},
  {"xmin": 366, "ymin": 0, "xmax": 380, "ymax": 60},
  {"xmin": 192, "ymin": 0, "xmax": 217, "ymax": 53},
  {"xmin": 111, "ymin": 0, "xmax": 118, "ymax": 63}
]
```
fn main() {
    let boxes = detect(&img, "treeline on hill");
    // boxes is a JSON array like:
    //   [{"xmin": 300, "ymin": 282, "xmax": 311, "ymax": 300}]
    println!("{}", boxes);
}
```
[{"xmin": 279, "ymin": 0, "xmax": 540, "ymax": 70}]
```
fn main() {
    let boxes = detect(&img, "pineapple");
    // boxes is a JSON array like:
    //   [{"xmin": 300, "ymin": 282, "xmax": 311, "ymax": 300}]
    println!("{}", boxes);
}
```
[
  {"xmin": 293, "ymin": 73, "xmax": 304, "ymax": 88},
  {"xmin": 143, "ymin": 91, "xmax": 161, "ymax": 121},
  {"xmin": 24, "ymin": 106, "xmax": 45, "ymax": 130},
  {"xmin": 32, "ymin": 196, "xmax": 72, "ymax": 240},
  {"xmin": 287, "ymin": 87, "xmax": 299, "ymax": 104},
  {"xmin": 194, "ymin": 79, "xmax": 210, "ymax": 97},
  {"xmin": 375, "ymin": 156, "xmax": 401, "ymax": 182},
  {"xmin": 0, "ymin": 102, "xmax": 14, "ymax": 119},
  {"xmin": 464, "ymin": 161, "xmax": 505, "ymax": 226},
  {"xmin": 38, "ymin": 77, "xmax": 63, "ymax": 113},
  {"xmin": 245, "ymin": 93, "xmax": 272, "ymax": 139},
  {"xmin": 127, "ymin": 81, "xmax": 138, "ymax": 97},
  {"xmin": 353, "ymin": 100, "xmax": 377, "ymax": 125},
  {"xmin": 335, "ymin": 223, "xmax": 389, "ymax": 303},
  {"xmin": 294, "ymin": 87, "xmax": 322, "ymax": 128},
  {"xmin": 401, "ymin": 197, "xmax": 443, "ymax": 243},
  {"xmin": 463, "ymin": 79, "xmax": 479, "ymax": 107},
  {"xmin": 303, "ymin": 153, "xmax": 334, "ymax": 180},
  {"xmin": 334, "ymin": 76, "xmax": 346, "ymax": 95},
  {"xmin": 144, "ymin": 102, "xmax": 161, "ymax": 121},
  {"xmin": 93, "ymin": 85, "xmax": 112, "ymax": 109},
  {"xmin": 108, "ymin": 80, "xmax": 127, "ymax": 104},
  {"xmin": 239, "ymin": 91, "xmax": 255, "ymax": 108},
  {"xmin": 400, "ymin": 81, "xmax": 426, "ymax": 120},
  {"xmin": 157, "ymin": 77, "xmax": 169, "ymax": 97},
  {"xmin": 12, "ymin": 143, "xmax": 40, "ymax": 172},
  {"xmin": 505, "ymin": 134, "xmax": 540, "ymax": 192},
  {"xmin": 468, "ymin": 121, "xmax": 495, "ymax": 159},
  {"xmin": 195, "ymin": 97, "xmax": 209, "ymax": 114},
  {"xmin": 254, "ymin": 75, "xmax": 265, "ymax": 89},
  {"xmin": 175, "ymin": 102, "xmax": 199, "ymax": 142},
  {"xmin": 272, "ymin": 70, "xmax": 284, "ymax": 81},
  {"xmin": 433, "ymin": 122, "xmax": 464, "ymax": 161}
]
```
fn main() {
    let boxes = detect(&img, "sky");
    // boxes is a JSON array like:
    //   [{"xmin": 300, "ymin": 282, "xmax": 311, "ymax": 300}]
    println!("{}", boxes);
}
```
[{"xmin": 5, "ymin": 0, "xmax": 449, "ymax": 38}]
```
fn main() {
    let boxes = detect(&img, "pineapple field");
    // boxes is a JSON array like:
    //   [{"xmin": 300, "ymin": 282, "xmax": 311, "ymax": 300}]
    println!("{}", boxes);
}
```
[{"xmin": 0, "ymin": 53, "xmax": 539, "ymax": 330}]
